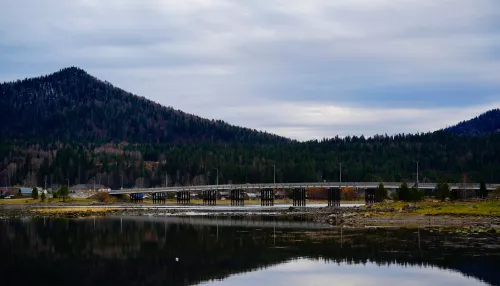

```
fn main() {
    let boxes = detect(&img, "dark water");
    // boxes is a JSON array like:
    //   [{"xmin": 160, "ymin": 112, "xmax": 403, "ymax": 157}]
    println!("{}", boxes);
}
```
[{"xmin": 1, "ymin": 216, "xmax": 499, "ymax": 286}]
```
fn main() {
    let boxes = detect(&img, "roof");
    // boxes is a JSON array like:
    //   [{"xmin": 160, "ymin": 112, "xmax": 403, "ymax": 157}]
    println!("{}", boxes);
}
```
[
  {"xmin": 71, "ymin": 184, "xmax": 107, "ymax": 190},
  {"xmin": 19, "ymin": 187, "xmax": 34, "ymax": 194}
]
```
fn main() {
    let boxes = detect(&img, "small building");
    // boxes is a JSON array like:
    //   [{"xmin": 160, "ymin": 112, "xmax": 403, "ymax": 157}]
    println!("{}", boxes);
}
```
[{"xmin": 18, "ymin": 187, "xmax": 34, "ymax": 197}]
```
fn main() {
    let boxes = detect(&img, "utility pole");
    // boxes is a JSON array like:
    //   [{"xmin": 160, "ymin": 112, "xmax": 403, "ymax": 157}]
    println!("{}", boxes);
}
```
[
  {"xmin": 413, "ymin": 160, "xmax": 419, "ymax": 190},
  {"xmin": 272, "ymin": 165, "xmax": 276, "ymax": 184},
  {"xmin": 44, "ymin": 176, "xmax": 47, "ymax": 191},
  {"xmin": 165, "ymin": 172, "xmax": 168, "ymax": 188},
  {"xmin": 338, "ymin": 162, "xmax": 342, "ymax": 187},
  {"xmin": 120, "ymin": 174, "xmax": 124, "ymax": 189}
]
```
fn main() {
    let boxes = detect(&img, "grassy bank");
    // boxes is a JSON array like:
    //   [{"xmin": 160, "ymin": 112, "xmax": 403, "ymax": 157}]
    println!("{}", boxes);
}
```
[
  {"xmin": 368, "ymin": 201, "xmax": 500, "ymax": 216},
  {"xmin": 0, "ymin": 198, "xmax": 95, "ymax": 205}
]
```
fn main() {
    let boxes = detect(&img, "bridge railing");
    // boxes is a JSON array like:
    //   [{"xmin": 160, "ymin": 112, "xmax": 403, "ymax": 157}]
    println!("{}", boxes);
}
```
[{"xmin": 109, "ymin": 182, "xmax": 500, "ymax": 194}]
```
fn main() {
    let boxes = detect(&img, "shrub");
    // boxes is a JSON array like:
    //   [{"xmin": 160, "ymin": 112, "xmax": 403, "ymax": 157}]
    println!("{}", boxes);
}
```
[
  {"xmin": 435, "ymin": 182, "xmax": 451, "ymax": 201},
  {"xmin": 92, "ymin": 192, "xmax": 117, "ymax": 203},
  {"xmin": 32, "ymin": 187, "xmax": 39, "ymax": 200}
]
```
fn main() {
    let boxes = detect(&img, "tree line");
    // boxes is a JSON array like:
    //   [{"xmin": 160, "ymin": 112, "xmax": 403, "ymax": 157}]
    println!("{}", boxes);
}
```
[{"xmin": 1, "ymin": 131, "xmax": 500, "ymax": 190}]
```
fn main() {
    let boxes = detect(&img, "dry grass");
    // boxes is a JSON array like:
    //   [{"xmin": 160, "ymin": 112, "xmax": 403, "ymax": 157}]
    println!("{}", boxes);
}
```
[
  {"xmin": 32, "ymin": 206, "xmax": 120, "ymax": 214},
  {"xmin": 0, "ymin": 198, "xmax": 35, "ymax": 204},
  {"xmin": 368, "ymin": 200, "xmax": 500, "ymax": 216},
  {"xmin": 0, "ymin": 197, "xmax": 95, "ymax": 205}
]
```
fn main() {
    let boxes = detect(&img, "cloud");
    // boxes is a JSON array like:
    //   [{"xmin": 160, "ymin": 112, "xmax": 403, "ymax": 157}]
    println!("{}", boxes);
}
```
[
  {"xmin": 1, "ymin": 0, "xmax": 500, "ymax": 140},
  {"xmin": 204, "ymin": 258, "xmax": 485, "ymax": 286}
]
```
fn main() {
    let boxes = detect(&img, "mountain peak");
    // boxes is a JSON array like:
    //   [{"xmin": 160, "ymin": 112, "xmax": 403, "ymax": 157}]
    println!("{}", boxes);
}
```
[
  {"xmin": 57, "ymin": 66, "xmax": 89, "ymax": 75},
  {"xmin": 0, "ymin": 68, "xmax": 287, "ymax": 144}
]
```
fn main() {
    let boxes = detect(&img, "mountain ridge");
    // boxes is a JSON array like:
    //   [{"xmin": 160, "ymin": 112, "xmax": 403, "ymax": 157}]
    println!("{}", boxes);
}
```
[
  {"xmin": 443, "ymin": 109, "xmax": 500, "ymax": 136},
  {"xmin": 0, "ymin": 67, "xmax": 288, "ymax": 144}
]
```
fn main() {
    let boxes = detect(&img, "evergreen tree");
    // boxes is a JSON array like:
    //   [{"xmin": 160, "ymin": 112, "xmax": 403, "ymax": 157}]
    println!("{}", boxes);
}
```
[
  {"xmin": 479, "ymin": 182, "xmax": 488, "ymax": 199},
  {"xmin": 31, "ymin": 187, "xmax": 38, "ymax": 200},
  {"xmin": 410, "ymin": 186, "xmax": 425, "ymax": 202},
  {"xmin": 59, "ymin": 185, "xmax": 69, "ymax": 202},
  {"xmin": 375, "ymin": 183, "xmax": 387, "ymax": 202},
  {"xmin": 397, "ymin": 183, "xmax": 410, "ymax": 201},
  {"xmin": 435, "ymin": 182, "xmax": 450, "ymax": 201}
]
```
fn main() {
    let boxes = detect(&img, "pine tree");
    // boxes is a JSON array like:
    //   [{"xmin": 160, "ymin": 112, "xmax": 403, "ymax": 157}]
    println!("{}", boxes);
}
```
[
  {"xmin": 375, "ymin": 183, "xmax": 387, "ymax": 202},
  {"xmin": 435, "ymin": 182, "xmax": 450, "ymax": 201},
  {"xmin": 59, "ymin": 185, "xmax": 69, "ymax": 202},
  {"xmin": 31, "ymin": 187, "xmax": 39, "ymax": 200}
]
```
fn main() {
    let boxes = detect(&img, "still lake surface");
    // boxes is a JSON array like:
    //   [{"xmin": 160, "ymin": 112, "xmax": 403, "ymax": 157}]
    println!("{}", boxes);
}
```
[{"xmin": 1, "ymin": 215, "xmax": 499, "ymax": 286}]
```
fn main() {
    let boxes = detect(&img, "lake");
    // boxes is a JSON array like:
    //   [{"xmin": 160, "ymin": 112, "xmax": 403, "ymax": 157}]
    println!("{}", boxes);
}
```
[{"xmin": 0, "ymin": 215, "xmax": 499, "ymax": 286}]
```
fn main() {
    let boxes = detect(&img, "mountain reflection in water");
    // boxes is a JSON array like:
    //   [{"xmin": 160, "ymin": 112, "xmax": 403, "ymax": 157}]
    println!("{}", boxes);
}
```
[{"xmin": 0, "ymin": 216, "xmax": 499, "ymax": 286}]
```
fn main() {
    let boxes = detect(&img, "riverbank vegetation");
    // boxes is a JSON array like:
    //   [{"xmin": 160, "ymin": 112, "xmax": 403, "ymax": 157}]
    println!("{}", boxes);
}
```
[{"xmin": 368, "ymin": 201, "xmax": 500, "ymax": 216}]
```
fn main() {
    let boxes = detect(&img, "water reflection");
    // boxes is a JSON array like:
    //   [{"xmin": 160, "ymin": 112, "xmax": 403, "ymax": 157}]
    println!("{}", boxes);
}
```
[
  {"xmin": 201, "ymin": 258, "xmax": 487, "ymax": 286},
  {"xmin": 0, "ymin": 216, "xmax": 499, "ymax": 286}
]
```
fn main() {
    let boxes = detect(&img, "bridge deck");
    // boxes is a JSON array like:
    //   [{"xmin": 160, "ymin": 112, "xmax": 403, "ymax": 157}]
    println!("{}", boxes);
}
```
[{"xmin": 109, "ymin": 182, "xmax": 500, "ymax": 195}]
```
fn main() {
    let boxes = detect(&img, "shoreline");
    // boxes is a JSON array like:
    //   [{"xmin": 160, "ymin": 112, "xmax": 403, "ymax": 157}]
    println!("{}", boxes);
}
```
[{"xmin": 1, "ymin": 201, "xmax": 499, "ymax": 231}]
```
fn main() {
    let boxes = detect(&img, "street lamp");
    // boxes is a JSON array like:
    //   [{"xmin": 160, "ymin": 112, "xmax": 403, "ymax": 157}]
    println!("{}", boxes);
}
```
[
  {"xmin": 214, "ymin": 168, "xmax": 219, "ymax": 186},
  {"xmin": 413, "ymin": 160, "xmax": 419, "ymax": 190},
  {"xmin": 338, "ymin": 162, "xmax": 342, "ymax": 187},
  {"xmin": 272, "ymin": 165, "xmax": 276, "ymax": 184}
]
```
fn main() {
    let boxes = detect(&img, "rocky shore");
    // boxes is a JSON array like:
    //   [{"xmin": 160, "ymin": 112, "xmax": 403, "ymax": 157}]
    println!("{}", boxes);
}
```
[{"xmin": 1, "ymin": 203, "xmax": 500, "ymax": 232}]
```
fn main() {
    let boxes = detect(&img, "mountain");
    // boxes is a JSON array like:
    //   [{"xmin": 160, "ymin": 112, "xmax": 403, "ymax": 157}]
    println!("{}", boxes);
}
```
[
  {"xmin": 0, "ymin": 67, "xmax": 288, "ymax": 144},
  {"xmin": 2, "ymin": 68, "xmax": 500, "ymax": 188},
  {"xmin": 443, "ymin": 109, "xmax": 500, "ymax": 135}
]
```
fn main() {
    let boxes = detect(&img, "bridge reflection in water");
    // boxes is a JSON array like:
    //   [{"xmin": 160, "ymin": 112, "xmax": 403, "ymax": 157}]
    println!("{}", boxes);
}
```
[
  {"xmin": 113, "ymin": 181, "xmax": 500, "ymax": 207},
  {"xmin": 1, "ymin": 216, "xmax": 499, "ymax": 286}
]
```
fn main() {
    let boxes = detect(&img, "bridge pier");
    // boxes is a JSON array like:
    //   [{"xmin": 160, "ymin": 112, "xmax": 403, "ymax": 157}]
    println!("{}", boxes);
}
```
[
  {"xmin": 293, "ymin": 188, "xmax": 306, "ymax": 207},
  {"xmin": 327, "ymin": 188, "xmax": 341, "ymax": 207},
  {"xmin": 231, "ymin": 189, "xmax": 244, "ymax": 206},
  {"xmin": 152, "ymin": 192, "xmax": 166, "ymax": 204},
  {"xmin": 260, "ymin": 189, "xmax": 274, "ymax": 206},
  {"xmin": 130, "ymin": 193, "xmax": 143, "ymax": 203},
  {"xmin": 203, "ymin": 190, "xmax": 217, "ymax": 206},
  {"xmin": 176, "ymin": 191, "xmax": 190, "ymax": 205},
  {"xmin": 365, "ymin": 189, "xmax": 375, "ymax": 206}
]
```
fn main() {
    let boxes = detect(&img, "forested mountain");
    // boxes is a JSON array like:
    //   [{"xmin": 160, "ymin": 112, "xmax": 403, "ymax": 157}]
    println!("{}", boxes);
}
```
[
  {"xmin": 443, "ymin": 109, "xmax": 500, "ymax": 135},
  {"xmin": 1, "ymin": 68, "xmax": 500, "ymax": 189},
  {"xmin": 0, "ymin": 67, "xmax": 287, "ymax": 144}
]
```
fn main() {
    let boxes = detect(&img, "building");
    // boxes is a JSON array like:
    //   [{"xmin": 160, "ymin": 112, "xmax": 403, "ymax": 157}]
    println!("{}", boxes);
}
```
[{"xmin": 18, "ymin": 187, "xmax": 34, "ymax": 197}]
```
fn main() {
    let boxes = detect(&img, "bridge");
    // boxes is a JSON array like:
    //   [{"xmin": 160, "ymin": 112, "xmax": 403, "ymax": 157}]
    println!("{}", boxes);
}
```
[{"xmin": 109, "ymin": 182, "xmax": 500, "ymax": 207}]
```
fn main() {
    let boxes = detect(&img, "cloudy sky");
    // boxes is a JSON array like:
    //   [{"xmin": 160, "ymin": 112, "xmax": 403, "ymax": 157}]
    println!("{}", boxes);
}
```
[{"xmin": 1, "ymin": 0, "xmax": 500, "ymax": 140}]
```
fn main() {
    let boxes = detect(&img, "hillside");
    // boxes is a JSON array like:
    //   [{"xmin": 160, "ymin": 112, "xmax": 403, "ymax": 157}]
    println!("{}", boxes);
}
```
[
  {"xmin": 0, "ymin": 67, "xmax": 287, "ymax": 144},
  {"xmin": 1, "ymin": 68, "xmax": 500, "ymax": 188},
  {"xmin": 443, "ymin": 109, "xmax": 500, "ymax": 135}
]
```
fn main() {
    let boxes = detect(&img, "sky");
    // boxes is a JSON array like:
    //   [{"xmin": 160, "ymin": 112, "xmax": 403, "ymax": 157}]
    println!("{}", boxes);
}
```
[
  {"xmin": 202, "ymin": 258, "xmax": 486, "ymax": 286},
  {"xmin": 1, "ymin": 0, "xmax": 500, "ymax": 140}
]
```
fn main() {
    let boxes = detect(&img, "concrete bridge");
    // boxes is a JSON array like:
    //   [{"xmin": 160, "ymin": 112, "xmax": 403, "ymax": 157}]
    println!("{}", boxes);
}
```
[
  {"xmin": 109, "ymin": 182, "xmax": 499, "ymax": 207},
  {"xmin": 110, "ymin": 182, "xmax": 499, "ymax": 195}
]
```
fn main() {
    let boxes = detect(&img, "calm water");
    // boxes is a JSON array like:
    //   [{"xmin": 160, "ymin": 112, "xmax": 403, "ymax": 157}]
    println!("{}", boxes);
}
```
[{"xmin": 1, "ymin": 215, "xmax": 499, "ymax": 286}]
